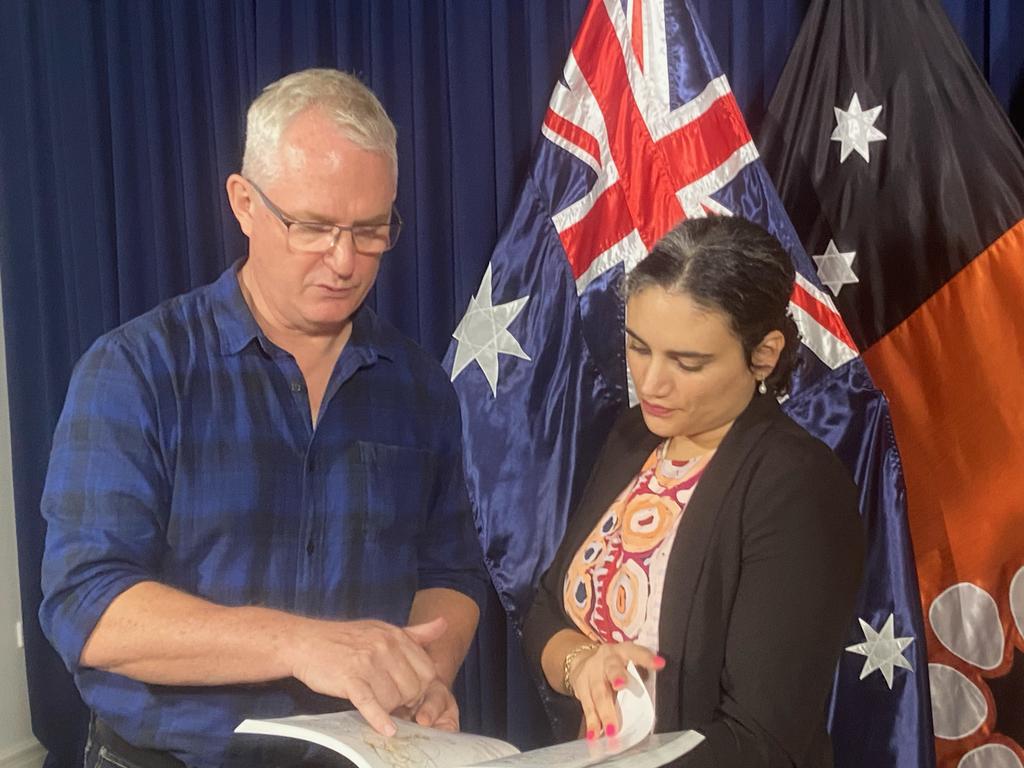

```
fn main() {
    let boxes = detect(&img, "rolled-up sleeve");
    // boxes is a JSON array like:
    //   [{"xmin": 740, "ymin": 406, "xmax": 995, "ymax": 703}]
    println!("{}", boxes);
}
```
[
  {"xmin": 39, "ymin": 334, "xmax": 170, "ymax": 672},
  {"xmin": 415, "ymin": 385, "xmax": 488, "ymax": 611}
]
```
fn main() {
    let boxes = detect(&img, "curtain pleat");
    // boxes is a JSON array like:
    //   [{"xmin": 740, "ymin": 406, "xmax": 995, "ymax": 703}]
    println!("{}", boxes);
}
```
[{"xmin": 0, "ymin": 1, "xmax": 1019, "ymax": 764}]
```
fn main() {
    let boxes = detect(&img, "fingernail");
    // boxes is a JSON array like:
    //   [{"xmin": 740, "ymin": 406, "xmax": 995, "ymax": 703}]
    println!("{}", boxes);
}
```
[
  {"xmin": 653, "ymin": 655, "xmax": 666, "ymax": 669},
  {"xmin": 385, "ymin": 721, "xmax": 397, "ymax": 737},
  {"xmin": 606, "ymin": 724, "xmax": 617, "ymax": 737},
  {"xmin": 586, "ymin": 729, "xmax": 596, "ymax": 741},
  {"xmin": 613, "ymin": 677, "xmax": 625, "ymax": 688}
]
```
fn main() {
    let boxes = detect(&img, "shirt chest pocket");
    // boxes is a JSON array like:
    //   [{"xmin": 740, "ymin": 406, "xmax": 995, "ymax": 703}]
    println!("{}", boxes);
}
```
[{"xmin": 354, "ymin": 441, "xmax": 436, "ymax": 547}]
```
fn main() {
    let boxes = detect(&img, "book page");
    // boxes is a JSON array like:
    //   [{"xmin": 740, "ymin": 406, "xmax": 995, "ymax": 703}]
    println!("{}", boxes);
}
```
[
  {"xmin": 465, "ymin": 730, "xmax": 704, "ymax": 768},
  {"xmin": 235, "ymin": 712, "xmax": 519, "ymax": 768}
]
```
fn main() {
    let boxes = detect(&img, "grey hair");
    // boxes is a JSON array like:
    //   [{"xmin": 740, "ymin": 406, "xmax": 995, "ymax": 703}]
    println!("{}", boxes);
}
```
[{"xmin": 241, "ymin": 68, "xmax": 398, "ymax": 184}]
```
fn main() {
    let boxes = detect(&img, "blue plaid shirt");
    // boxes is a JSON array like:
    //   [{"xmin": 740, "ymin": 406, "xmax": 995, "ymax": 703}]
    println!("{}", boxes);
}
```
[{"xmin": 40, "ymin": 262, "xmax": 488, "ymax": 767}]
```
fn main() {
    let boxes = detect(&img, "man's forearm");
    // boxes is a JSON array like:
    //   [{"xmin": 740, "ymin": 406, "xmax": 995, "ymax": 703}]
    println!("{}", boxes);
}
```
[
  {"xmin": 79, "ymin": 581, "xmax": 305, "ymax": 684},
  {"xmin": 82, "ymin": 580, "xmax": 454, "ymax": 736},
  {"xmin": 80, "ymin": 583, "xmax": 478, "ymax": 695},
  {"xmin": 407, "ymin": 587, "xmax": 480, "ymax": 685}
]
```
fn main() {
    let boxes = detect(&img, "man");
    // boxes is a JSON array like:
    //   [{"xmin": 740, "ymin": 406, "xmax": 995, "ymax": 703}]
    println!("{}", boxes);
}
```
[{"xmin": 39, "ymin": 69, "xmax": 487, "ymax": 767}]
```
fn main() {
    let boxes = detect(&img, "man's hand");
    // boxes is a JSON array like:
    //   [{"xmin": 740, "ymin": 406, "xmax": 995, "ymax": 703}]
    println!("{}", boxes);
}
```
[{"xmin": 286, "ymin": 616, "xmax": 448, "ymax": 736}]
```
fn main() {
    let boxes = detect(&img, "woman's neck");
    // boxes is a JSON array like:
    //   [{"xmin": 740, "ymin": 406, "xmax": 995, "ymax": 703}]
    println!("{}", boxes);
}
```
[{"xmin": 664, "ymin": 421, "xmax": 734, "ymax": 460}]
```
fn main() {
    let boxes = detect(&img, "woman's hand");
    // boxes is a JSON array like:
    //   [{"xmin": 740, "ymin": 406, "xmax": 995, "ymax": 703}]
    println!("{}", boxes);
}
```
[
  {"xmin": 567, "ymin": 642, "xmax": 665, "ymax": 739},
  {"xmin": 393, "ymin": 678, "xmax": 460, "ymax": 732}
]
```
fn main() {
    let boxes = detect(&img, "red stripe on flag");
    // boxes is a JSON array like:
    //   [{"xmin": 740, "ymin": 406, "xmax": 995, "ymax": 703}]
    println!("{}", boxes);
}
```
[
  {"xmin": 790, "ymin": 282, "xmax": 858, "ymax": 353},
  {"xmin": 631, "ymin": 0, "xmax": 645, "ymax": 72},
  {"xmin": 543, "ymin": 109, "xmax": 602, "ymax": 168},
  {"xmin": 559, "ymin": 184, "xmax": 635, "ymax": 279},
  {"xmin": 655, "ymin": 91, "xmax": 753, "ymax": 189},
  {"xmin": 572, "ymin": 4, "xmax": 683, "ymax": 250}
]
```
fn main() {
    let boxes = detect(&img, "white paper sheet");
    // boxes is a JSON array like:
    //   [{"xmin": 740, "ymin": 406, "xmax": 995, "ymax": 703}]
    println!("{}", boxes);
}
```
[{"xmin": 236, "ymin": 712, "xmax": 518, "ymax": 768}]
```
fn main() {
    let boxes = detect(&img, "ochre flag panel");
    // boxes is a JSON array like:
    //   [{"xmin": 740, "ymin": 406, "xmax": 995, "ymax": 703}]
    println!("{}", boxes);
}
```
[{"xmin": 864, "ymin": 219, "xmax": 1024, "ymax": 763}]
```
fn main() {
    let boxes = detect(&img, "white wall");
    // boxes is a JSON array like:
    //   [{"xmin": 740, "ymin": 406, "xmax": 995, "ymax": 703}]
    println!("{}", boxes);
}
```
[{"xmin": 0, "ymin": 283, "xmax": 44, "ymax": 767}]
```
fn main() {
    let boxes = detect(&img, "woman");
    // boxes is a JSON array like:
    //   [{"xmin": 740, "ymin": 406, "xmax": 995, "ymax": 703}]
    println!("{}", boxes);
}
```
[{"xmin": 523, "ymin": 216, "xmax": 864, "ymax": 767}]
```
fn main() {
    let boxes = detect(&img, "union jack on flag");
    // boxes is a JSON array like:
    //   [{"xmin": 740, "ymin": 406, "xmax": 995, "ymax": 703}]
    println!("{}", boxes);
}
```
[
  {"xmin": 540, "ymin": 0, "xmax": 857, "ymax": 379},
  {"xmin": 444, "ymin": 1, "xmax": 934, "ymax": 765}
]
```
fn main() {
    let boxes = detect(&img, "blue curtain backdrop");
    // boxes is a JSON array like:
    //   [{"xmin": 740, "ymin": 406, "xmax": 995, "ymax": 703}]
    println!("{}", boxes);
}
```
[{"xmin": 0, "ymin": 2, "xmax": 1021, "ymax": 765}]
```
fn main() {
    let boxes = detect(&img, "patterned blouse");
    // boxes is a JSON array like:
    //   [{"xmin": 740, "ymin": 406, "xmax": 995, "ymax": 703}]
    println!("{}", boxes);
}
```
[{"xmin": 563, "ymin": 442, "xmax": 712, "ymax": 648}]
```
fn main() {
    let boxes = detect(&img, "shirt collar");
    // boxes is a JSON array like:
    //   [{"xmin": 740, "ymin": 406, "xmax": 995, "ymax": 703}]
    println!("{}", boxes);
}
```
[
  {"xmin": 212, "ymin": 260, "xmax": 263, "ymax": 356},
  {"xmin": 212, "ymin": 259, "xmax": 395, "ymax": 363}
]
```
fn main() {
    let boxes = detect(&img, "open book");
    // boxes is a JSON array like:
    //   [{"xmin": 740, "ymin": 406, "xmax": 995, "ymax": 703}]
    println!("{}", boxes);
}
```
[{"xmin": 235, "ymin": 664, "xmax": 703, "ymax": 768}]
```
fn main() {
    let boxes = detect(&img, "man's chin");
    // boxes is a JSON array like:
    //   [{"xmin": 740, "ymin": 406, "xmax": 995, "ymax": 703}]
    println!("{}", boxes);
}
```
[
  {"xmin": 309, "ymin": 290, "xmax": 362, "ymax": 314},
  {"xmin": 293, "ymin": 304, "xmax": 357, "ymax": 333}
]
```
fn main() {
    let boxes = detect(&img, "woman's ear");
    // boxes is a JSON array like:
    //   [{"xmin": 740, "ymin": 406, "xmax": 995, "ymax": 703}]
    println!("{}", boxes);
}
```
[{"xmin": 751, "ymin": 329, "xmax": 785, "ymax": 381}]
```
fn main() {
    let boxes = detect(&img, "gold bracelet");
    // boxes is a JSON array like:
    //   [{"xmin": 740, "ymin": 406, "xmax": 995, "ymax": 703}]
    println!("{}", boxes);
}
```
[{"xmin": 562, "ymin": 642, "xmax": 600, "ymax": 696}]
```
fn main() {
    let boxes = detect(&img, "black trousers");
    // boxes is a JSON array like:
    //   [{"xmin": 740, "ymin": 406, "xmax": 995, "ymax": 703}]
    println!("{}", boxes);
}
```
[
  {"xmin": 83, "ymin": 712, "xmax": 347, "ymax": 767},
  {"xmin": 84, "ymin": 716, "xmax": 185, "ymax": 768}
]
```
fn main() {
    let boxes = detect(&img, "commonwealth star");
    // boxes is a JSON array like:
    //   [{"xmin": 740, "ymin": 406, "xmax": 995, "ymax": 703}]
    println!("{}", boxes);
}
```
[
  {"xmin": 832, "ymin": 93, "xmax": 887, "ymax": 163},
  {"xmin": 846, "ymin": 613, "xmax": 915, "ymax": 689}
]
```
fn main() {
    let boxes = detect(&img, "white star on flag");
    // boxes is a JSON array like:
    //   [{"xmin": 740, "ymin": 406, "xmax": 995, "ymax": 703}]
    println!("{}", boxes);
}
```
[
  {"xmin": 812, "ymin": 239, "xmax": 859, "ymax": 296},
  {"xmin": 450, "ymin": 264, "xmax": 530, "ymax": 397},
  {"xmin": 831, "ymin": 93, "xmax": 887, "ymax": 163},
  {"xmin": 846, "ymin": 613, "xmax": 915, "ymax": 689}
]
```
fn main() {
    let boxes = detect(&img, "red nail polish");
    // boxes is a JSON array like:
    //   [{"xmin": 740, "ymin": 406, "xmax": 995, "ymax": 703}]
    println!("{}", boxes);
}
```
[
  {"xmin": 586, "ymin": 729, "xmax": 596, "ymax": 741},
  {"xmin": 653, "ymin": 655, "xmax": 666, "ymax": 669},
  {"xmin": 606, "ymin": 724, "xmax": 617, "ymax": 737},
  {"xmin": 613, "ymin": 677, "xmax": 625, "ymax": 688}
]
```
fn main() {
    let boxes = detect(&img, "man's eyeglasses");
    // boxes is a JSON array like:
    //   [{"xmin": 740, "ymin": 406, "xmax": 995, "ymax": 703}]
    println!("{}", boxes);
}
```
[{"xmin": 246, "ymin": 178, "xmax": 402, "ymax": 255}]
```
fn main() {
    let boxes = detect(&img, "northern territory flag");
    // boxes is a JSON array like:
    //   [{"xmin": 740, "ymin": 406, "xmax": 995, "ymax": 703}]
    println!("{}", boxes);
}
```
[{"xmin": 759, "ymin": 1, "xmax": 1024, "ymax": 765}]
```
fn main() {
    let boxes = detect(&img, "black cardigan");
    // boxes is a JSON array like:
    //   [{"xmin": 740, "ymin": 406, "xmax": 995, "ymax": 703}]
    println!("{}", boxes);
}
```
[{"xmin": 523, "ymin": 393, "xmax": 865, "ymax": 767}]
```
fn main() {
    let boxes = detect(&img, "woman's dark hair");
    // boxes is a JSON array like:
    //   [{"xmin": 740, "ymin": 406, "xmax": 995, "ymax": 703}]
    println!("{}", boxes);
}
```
[{"xmin": 622, "ymin": 216, "xmax": 801, "ymax": 396}]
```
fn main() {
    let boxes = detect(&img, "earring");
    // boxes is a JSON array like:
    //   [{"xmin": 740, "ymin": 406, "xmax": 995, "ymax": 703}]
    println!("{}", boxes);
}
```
[{"xmin": 757, "ymin": 378, "xmax": 767, "ymax": 395}]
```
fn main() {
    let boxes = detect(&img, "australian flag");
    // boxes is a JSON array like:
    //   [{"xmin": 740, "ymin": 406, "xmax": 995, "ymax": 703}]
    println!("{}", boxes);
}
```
[{"xmin": 444, "ymin": 1, "xmax": 935, "ymax": 765}]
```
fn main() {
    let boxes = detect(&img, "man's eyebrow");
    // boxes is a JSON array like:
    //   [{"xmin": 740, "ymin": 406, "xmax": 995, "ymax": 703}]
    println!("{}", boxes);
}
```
[{"xmin": 290, "ymin": 210, "xmax": 391, "ymax": 227}]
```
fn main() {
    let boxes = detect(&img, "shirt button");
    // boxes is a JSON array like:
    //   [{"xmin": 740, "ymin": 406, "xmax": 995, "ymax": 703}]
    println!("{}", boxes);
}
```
[
  {"xmin": 290, "ymin": 380, "xmax": 304, "ymax": 393},
  {"xmin": 306, "ymin": 538, "xmax": 316, "ymax": 555}
]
